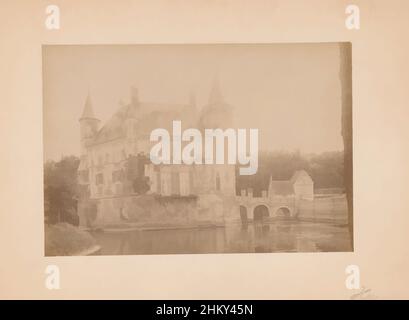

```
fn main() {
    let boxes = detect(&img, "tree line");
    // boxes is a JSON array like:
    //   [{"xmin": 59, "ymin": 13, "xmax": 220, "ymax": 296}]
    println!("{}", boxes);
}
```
[{"xmin": 235, "ymin": 150, "xmax": 345, "ymax": 196}]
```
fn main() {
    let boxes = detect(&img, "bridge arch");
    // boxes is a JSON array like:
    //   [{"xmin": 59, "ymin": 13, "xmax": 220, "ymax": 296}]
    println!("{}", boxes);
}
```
[
  {"xmin": 253, "ymin": 204, "xmax": 269, "ymax": 222},
  {"xmin": 274, "ymin": 206, "xmax": 292, "ymax": 218}
]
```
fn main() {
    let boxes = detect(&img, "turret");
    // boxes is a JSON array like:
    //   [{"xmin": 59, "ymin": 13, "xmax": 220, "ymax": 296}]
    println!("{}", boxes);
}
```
[
  {"xmin": 125, "ymin": 87, "xmax": 140, "ymax": 142},
  {"xmin": 199, "ymin": 76, "xmax": 234, "ymax": 129},
  {"xmin": 79, "ymin": 92, "xmax": 100, "ymax": 154}
]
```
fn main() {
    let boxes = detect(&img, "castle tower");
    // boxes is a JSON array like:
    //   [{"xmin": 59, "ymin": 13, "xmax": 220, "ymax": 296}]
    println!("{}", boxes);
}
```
[
  {"xmin": 78, "ymin": 92, "xmax": 100, "ymax": 198},
  {"xmin": 79, "ymin": 92, "xmax": 100, "ymax": 155},
  {"xmin": 198, "ymin": 77, "xmax": 236, "ymax": 197},
  {"xmin": 199, "ymin": 76, "xmax": 234, "ymax": 129},
  {"xmin": 125, "ymin": 87, "xmax": 140, "ymax": 143}
]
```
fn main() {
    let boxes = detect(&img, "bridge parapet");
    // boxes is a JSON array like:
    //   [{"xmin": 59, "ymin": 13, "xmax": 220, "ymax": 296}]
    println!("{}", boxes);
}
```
[{"xmin": 236, "ymin": 189, "xmax": 299, "ymax": 219}]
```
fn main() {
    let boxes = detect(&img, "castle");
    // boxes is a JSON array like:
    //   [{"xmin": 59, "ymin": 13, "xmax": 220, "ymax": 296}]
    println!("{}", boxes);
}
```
[{"xmin": 77, "ymin": 81, "xmax": 239, "ymax": 227}]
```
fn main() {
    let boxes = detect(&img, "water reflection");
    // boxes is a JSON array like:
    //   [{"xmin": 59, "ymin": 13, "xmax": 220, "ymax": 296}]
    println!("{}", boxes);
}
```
[{"xmin": 92, "ymin": 220, "xmax": 352, "ymax": 255}]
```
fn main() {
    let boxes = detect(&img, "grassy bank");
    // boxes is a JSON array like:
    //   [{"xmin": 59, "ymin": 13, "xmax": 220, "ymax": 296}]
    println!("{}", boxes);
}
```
[{"xmin": 45, "ymin": 223, "xmax": 99, "ymax": 256}]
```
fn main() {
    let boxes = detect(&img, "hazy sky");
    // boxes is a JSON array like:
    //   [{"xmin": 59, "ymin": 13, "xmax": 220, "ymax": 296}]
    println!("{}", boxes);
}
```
[{"xmin": 43, "ymin": 43, "xmax": 344, "ymax": 161}]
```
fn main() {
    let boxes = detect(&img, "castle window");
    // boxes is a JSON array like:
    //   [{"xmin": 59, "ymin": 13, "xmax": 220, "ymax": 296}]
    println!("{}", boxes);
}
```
[
  {"xmin": 115, "ymin": 183, "xmax": 122, "ymax": 195},
  {"xmin": 112, "ymin": 170, "xmax": 123, "ymax": 183},
  {"xmin": 96, "ymin": 173, "xmax": 104, "ymax": 185},
  {"xmin": 180, "ymin": 172, "xmax": 190, "ymax": 196},
  {"xmin": 161, "ymin": 172, "xmax": 171, "ymax": 196},
  {"xmin": 171, "ymin": 172, "xmax": 180, "ymax": 195},
  {"xmin": 225, "ymin": 171, "xmax": 229, "ymax": 181},
  {"xmin": 216, "ymin": 173, "xmax": 221, "ymax": 191},
  {"xmin": 79, "ymin": 170, "xmax": 89, "ymax": 183}
]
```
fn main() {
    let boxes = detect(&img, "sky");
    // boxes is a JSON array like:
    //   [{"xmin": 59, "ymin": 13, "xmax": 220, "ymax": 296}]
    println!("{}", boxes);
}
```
[{"xmin": 43, "ymin": 43, "xmax": 345, "ymax": 161}]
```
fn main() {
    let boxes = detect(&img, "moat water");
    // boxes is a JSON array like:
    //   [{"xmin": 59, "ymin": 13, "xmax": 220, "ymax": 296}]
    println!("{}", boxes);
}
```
[{"xmin": 91, "ymin": 220, "xmax": 352, "ymax": 255}]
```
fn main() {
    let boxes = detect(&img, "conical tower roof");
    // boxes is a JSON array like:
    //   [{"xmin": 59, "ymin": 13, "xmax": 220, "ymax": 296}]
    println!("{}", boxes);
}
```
[
  {"xmin": 80, "ymin": 92, "xmax": 97, "ymax": 120},
  {"xmin": 199, "ymin": 76, "xmax": 234, "ymax": 129}
]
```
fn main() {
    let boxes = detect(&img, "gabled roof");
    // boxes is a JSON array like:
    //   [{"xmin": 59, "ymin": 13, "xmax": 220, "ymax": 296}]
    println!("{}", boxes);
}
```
[
  {"xmin": 268, "ymin": 170, "xmax": 313, "ymax": 196},
  {"xmin": 91, "ymin": 104, "xmax": 129, "ymax": 144},
  {"xmin": 90, "ymin": 101, "xmax": 197, "ymax": 145},
  {"xmin": 290, "ymin": 170, "xmax": 313, "ymax": 184}
]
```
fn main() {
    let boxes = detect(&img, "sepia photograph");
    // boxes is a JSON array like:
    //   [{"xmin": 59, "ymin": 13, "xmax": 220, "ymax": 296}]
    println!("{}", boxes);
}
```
[
  {"xmin": 43, "ymin": 43, "xmax": 353, "ymax": 256},
  {"xmin": 3, "ymin": 0, "xmax": 409, "ymax": 304}
]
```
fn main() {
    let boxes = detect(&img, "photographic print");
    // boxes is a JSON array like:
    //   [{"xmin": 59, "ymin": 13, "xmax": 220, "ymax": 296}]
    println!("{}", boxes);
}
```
[
  {"xmin": 42, "ymin": 43, "xmax": 353, "ymax": 256},
  {"xmin": 3, "ymin": 0, "xmax": 409, "ymax": 302}
]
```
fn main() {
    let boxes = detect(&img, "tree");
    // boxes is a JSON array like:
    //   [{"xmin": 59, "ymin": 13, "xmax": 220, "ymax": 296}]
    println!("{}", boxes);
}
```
[
  {"xmin": 309, "ymin": 151, "xmax": 344, "ymax": 189},
  {"xmin": 235, "ymin": 150, "xmax": 345, "ymax": 196},
  {"xmin": 123, "ymin": 153, "xmax": 150, "ymax": 194},
  {"xmin": 44, "ymin": 156, "xmax": 80, "ymax": 225}
]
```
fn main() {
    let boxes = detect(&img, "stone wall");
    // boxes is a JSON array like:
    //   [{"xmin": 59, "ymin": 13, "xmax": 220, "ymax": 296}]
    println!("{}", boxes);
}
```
[
  {"xmin": 297, "ymin": 195, "xmax": 348, "ymax": 224},
  {"xmin": 78, "ymin": 193, "xmax": 240, "ymax": 228}
]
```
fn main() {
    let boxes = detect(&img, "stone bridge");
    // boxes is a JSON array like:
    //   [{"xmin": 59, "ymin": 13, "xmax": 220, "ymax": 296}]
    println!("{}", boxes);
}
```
[{"xmin": 236, "ymin": 192, "xmax": 299, "ymax": 223}]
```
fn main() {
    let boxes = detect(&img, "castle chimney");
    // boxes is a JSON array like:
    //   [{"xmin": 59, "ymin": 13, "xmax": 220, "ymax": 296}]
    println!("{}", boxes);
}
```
[
  {"xmin": 131, "ymin": 86, "xmax": 139, "ymax": 106},
  {"xmin": 189, "ymin": 90, "xmax": 196, "ymax": 108}
]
